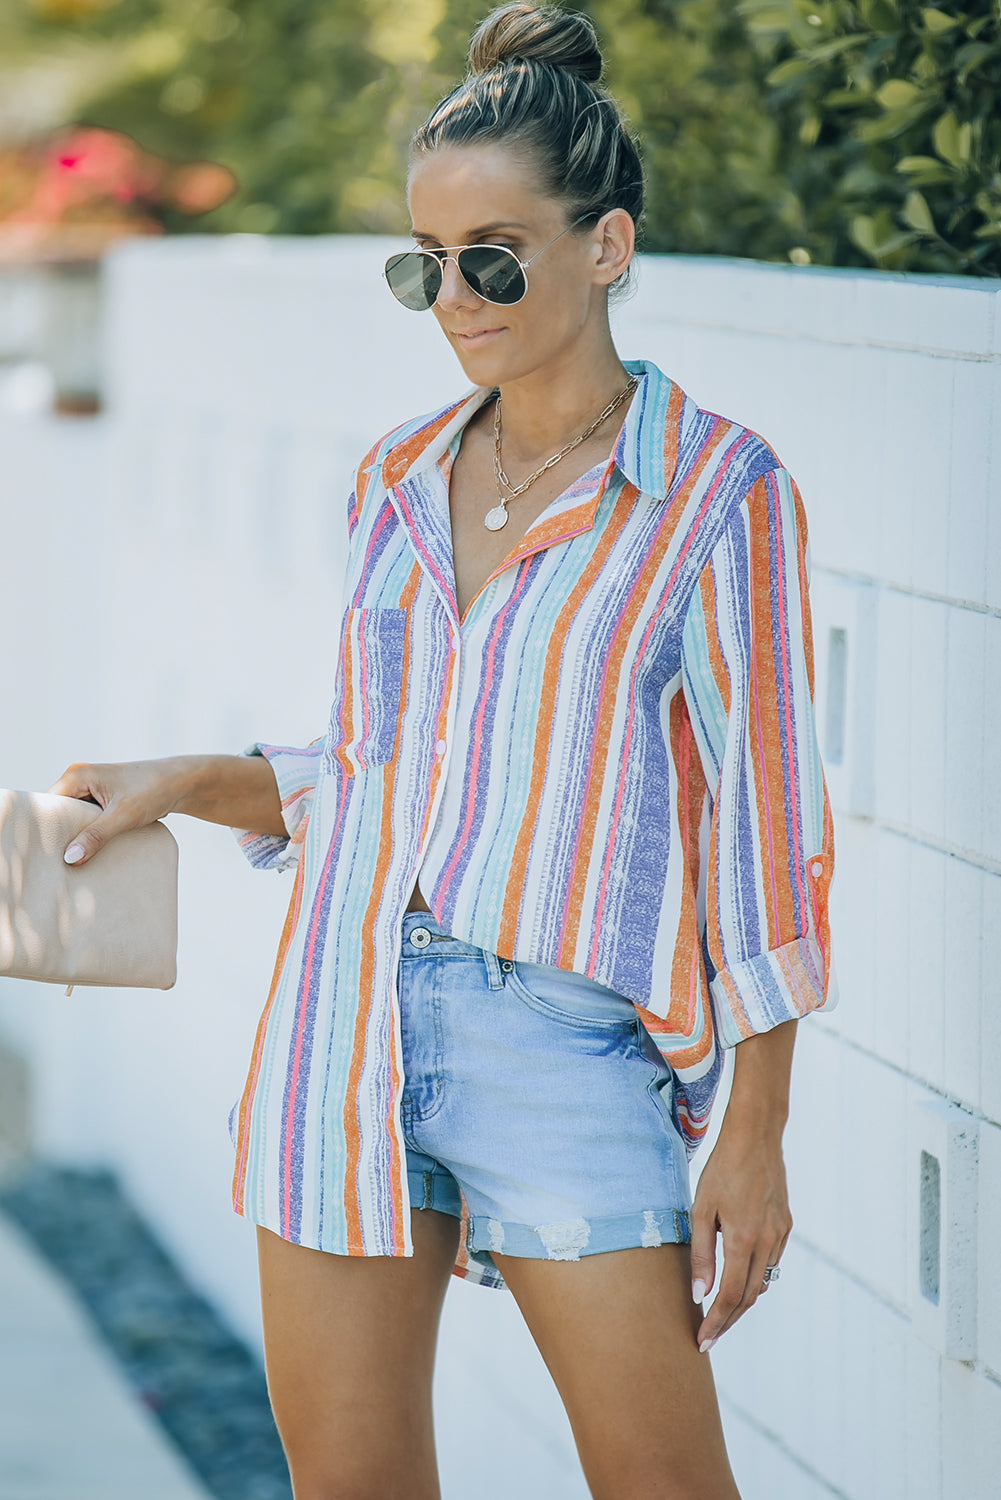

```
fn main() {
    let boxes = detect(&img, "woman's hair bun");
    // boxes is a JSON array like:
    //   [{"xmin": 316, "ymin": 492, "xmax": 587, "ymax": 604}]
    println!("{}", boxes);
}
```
[{"xmin": 468, "ymin": 4, "xmax": 603, "ymax": 83}]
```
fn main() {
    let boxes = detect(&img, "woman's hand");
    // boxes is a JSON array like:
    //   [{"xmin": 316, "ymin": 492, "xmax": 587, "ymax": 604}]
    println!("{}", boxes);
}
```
[
  {"xmin": 48, "ymin": 752, "xmax": 287, "ymax": 865},
  {"xmin": 48, "ymin": 759, "xmax": 192, "ymax": 866},
  {"xmin": 689, "ymin": 1017, "xmax": 798, "ymax": 1352},
  {"xmin": 689, "ymin": 1119, "xmax": 792, "ymax": 1352}
]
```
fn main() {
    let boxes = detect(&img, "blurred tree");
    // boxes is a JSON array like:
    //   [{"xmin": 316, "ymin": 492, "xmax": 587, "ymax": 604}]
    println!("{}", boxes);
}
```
[
  {"xmin": 5, "ymin": 0, "xmax": 444, "ymax": 235},
  {"xmin": 588, "ymin": 0, "xmax": 793, "ymax": 260},
  {"xmin": 5, "ymin": 0, "xmax": 999, "ymax": 272}
]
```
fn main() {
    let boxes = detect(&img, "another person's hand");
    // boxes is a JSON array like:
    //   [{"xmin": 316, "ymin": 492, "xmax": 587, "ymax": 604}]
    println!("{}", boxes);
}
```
[{"xmin": 48, "ymin": 759, "xmax": 186, "ymax": 866}]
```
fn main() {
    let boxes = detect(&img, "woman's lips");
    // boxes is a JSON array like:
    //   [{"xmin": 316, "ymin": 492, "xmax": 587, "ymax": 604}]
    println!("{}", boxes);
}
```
[{"xmin": 452, "ymin": 327, "xmax": 504, "ymax": 349}]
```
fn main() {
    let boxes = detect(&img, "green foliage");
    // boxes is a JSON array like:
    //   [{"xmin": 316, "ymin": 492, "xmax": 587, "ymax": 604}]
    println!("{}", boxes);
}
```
[
  {"xmin": 9, "ymin": 0, "xmax": 1001, "ymax": 273},
  {"xmin": 733, "ymin": 0, "xmax": 1001, "ymax": 272},
  {"xmin": 586, "ymin": 0, "xmax": 800, "ymax": 260},
  {"xmin": 578, "ymin": 0, "xmax": 1000, "ymax": 272}
]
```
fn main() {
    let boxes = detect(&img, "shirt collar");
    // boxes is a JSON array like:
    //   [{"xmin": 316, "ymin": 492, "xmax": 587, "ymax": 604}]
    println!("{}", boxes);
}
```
[
  {"xmin": 378, "ymin": 386, "xmax": 494, "ymax": 491},
  {"xmin": 379, "ymin": 358, "xmax": 679, "ymax": 501},
  {"xmin": 613, "ymin": 359, "xmax": 678, "ymax": 501}
]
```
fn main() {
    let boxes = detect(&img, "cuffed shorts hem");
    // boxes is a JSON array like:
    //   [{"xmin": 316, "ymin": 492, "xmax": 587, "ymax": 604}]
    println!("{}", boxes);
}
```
[
  {"xmin": 466, "ymin": 1207, "xmax": 692, "ymax": 1262},
  {"xmin": 406, "ymin": 1163, "xmax": 691, "ymax": 1263}
]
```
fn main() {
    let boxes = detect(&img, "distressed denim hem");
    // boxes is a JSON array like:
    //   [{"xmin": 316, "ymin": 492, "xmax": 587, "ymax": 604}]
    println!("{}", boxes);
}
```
[{"xmin": 467, "ymin": 1206, "xmax": 692, "ymax": 1262}]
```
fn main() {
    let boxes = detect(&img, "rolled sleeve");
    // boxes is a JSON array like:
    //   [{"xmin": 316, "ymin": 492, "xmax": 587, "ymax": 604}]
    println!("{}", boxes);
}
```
[
  {"xmin": 230, "ymin": 738, "xmax": 324, "ymax": 872},
  {"xmin": 681, "ymin": 467, "xmax": 836, "ymax": 1047}
]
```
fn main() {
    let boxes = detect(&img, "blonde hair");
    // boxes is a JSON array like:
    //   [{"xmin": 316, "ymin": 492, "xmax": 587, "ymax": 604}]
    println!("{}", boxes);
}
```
[{"xmin": 412, "ymin": 5, "xmax": 644, "ymax": 242}]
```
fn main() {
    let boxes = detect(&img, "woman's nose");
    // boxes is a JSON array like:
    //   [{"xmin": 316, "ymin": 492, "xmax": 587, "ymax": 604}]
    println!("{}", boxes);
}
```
[{"xmin": 435, "ymin": 255, "xmax": 480, "ymax": 310}]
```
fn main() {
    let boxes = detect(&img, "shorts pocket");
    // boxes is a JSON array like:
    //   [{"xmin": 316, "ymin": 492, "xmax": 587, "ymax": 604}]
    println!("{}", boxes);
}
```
[
  {"xmin": 507, "ymin": 961, "xmax": 638, "ymax": 1031},
  {"xmin": 327, "ymin": 606, "xmax": 407, "ymax": 772},
  {"xmin": 634, "ymin": 1024, "xmax": 686, "ymax": 1142}
]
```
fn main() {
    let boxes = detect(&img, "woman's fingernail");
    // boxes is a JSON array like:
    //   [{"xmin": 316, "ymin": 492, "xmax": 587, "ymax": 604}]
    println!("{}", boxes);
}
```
[
  {"xmin": 699, "ymin": 1338, "xmax": 716, "ymax": 1355},
  {"xmin": 692, "ymin": 1278, "xmax": 707, "ymax": 1303},
  {"xmin": 64, "ymin": 844, "xmax": 85, "ymax": 865}
]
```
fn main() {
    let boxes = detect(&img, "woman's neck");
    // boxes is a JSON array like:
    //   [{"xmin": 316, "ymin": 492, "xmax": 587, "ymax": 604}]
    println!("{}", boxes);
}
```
[{"xmin": 493, "ymin": 334, "xmax": 631, "ymax": 467}]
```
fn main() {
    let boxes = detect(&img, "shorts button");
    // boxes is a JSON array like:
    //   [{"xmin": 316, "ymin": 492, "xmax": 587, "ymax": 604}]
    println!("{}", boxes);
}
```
[
  {"xmin": 500, "ymin": 959, "xmax": 513, "ymax": 972},
  {"xmin": 410, "ymin": 927, "xmax": 432, "ymax": 949}
]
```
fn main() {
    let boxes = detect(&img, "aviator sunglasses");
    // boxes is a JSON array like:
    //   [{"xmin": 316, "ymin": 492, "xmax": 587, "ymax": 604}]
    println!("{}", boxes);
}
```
[{"xmin": 384, "ymin": 214, "xmax": 592, "ymax": 312}]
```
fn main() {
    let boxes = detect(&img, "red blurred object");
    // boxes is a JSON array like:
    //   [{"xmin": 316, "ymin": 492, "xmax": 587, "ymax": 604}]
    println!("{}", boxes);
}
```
[{"xmin": 0, "ymin": 125, "xmax": 237, "ymax": 263}]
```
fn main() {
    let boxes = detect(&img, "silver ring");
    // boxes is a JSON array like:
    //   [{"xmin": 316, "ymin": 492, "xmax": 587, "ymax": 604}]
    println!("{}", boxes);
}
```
[{"xmin": 762, "ymin": 1265, "xmax": 781, "ymax": 1285}]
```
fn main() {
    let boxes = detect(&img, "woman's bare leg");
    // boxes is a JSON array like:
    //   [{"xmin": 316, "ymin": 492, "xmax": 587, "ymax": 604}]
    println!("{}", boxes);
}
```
[
  {"xmin": 257, "ymin": 1209, "xmax": 461, "ymax": 1500},
  {"xmin": 493, "ymin": 1241, "xmax": 740, "ymax": 1500}
]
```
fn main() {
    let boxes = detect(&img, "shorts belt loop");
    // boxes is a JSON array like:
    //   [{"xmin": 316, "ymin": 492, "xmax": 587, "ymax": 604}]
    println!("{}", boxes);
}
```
[{"xmin": 483, "ymin": 950, "xmax": 503, "ymax": 989}]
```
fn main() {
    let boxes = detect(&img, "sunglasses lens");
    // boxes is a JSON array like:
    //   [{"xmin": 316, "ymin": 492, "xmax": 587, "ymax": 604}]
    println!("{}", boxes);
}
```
[
  {"xmin": 457, "ymin": 246, "xmax": 526, "ymax": 305},
  {"xmin": 385, "ymin": 252, "xmax": 441, "ymax": 311}
]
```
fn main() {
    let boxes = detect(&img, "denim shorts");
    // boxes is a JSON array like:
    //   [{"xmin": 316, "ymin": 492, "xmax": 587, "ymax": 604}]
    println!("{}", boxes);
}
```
[{"xmin": 398, "ymin": 910, "xmax": 692, "ymax": 1279}]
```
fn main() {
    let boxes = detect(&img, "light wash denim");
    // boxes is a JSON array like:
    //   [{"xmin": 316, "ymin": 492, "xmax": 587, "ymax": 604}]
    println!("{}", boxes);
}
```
[{"xmin": 398, "ymin": 910, "xmax": 692, "ymax": 1279}]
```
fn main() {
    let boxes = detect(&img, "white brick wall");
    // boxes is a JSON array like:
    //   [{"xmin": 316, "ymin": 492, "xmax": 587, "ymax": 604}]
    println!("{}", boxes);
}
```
[
  {"xmin": 1, "ymin": 239, "xmax": 998, "ymax": 1498},
  {"xmin": 613, "ymin": 255, "xmax": 1000, "ymax": 1498}
]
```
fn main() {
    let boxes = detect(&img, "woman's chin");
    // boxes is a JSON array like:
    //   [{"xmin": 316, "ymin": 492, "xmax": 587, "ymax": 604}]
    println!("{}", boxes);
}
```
[
  {"xmin": 447, "ymin": 344, "xmax": 495, "ymax": 383},
  {"xmin": 448, "ymin": 336, "xmax": 538, "ymax": 390}
]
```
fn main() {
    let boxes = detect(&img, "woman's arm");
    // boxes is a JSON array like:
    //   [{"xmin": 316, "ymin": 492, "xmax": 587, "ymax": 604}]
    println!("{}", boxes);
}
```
[
  {"xmin": 689, "ymin": 1019, "xmax": 797, "ymax": 1352},
  {"xmin": 49, "ymin": 753, "xmax": 285, "ymax": 866},
  {"xmin": 677, "ymin": 464, "xmax": 834, "ymax": 1348}
]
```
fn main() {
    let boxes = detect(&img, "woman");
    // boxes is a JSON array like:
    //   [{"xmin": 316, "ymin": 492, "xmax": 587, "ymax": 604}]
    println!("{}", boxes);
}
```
[{"xmin": 54, "ymin": 6, "xmax": 835, "ymax": 1497}]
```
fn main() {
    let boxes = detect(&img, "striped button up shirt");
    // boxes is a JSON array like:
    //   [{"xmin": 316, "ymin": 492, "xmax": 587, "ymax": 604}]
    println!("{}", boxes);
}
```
[{"xmin": 231, "ymin": 358, "xmax": 836, "ymax": 1285}]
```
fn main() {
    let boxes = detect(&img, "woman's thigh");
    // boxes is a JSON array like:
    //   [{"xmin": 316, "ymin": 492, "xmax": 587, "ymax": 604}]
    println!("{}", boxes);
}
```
[
  {"xmin": 493, "ymin": 1241, "xmax": 741, "ymax": 1500},
  {"xmin": 257, "ymin": 1208, "xmax": 461, "ymax": 1500}
]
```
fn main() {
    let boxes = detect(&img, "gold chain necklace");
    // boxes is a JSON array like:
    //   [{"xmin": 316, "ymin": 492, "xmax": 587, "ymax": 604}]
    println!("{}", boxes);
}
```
[{"xmin": 484, "ymin": 374, "xmax": 639, "ymax": 532}]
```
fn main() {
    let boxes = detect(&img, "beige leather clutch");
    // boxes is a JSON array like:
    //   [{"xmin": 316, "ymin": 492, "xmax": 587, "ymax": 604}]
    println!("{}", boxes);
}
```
[{"xmin": 0, "ymin": 789, "xmax": 178, "ymax": 991}]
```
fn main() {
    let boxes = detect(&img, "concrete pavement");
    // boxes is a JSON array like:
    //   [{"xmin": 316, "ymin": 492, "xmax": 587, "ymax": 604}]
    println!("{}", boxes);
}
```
[{"xmin": 0, "ymin": 1209, "xmax": 213, "ymax": 1500}]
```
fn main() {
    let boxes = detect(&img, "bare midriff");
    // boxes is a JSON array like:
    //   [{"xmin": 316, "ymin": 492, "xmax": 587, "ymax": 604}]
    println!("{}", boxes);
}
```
[{"xmin": 406, "ymin": 876, "xmax": 432, "ymax": 913}]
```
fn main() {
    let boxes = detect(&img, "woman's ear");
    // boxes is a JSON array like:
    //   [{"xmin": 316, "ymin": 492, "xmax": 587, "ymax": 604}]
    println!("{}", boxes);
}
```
[{"xmin": 591, "ymin": 208, "xmax": 635, "ymax": 287}]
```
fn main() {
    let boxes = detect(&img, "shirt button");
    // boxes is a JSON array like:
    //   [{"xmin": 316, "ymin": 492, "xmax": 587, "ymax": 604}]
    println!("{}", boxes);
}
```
[
  {"xmin": 435, "ymin": 739, "xmax": 447, "ymax": 757},
  {"xmin": 811, "ymin": 861, "xmax": 824, "ymax": 878}
]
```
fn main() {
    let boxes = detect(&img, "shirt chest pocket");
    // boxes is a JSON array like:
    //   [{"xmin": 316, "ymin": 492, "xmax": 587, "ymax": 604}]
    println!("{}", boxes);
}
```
[{"xmin": 329, "ymin": 607, "xmax": 408, "ymax": 772}]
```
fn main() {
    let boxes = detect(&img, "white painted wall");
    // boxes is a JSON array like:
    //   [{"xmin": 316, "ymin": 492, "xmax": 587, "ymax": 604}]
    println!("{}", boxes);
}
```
[{"xmin": 1, "ymin": 236, "xmax": 998, "ymax": 1499}]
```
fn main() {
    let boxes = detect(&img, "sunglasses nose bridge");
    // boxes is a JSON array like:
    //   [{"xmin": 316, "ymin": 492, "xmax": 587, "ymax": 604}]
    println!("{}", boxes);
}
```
[{"xmin": 436, "ymin": 251, "xmax": 480, "ymax": 305}]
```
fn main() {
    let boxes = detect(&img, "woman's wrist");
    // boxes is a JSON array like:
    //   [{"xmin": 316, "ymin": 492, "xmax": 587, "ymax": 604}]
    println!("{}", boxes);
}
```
[
  {"xmin": 718, "ymin": 1091, "xmax": 788, "ymax": 1146},
  {"xmin": 167, "ymin": 752, "xmax": 286, "ymax": 836},
  {"xmin": 161, "ymin": 754, "xmax": 217, "ymax": 817},
  {"xmin": 719, "ymin": 1018, "xmax": 797, "ymax": 1142}
]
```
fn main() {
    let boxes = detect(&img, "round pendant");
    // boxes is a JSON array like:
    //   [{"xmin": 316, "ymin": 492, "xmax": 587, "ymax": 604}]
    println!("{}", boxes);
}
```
[{"xmin": 484, "ymin": 503, "xmax": 509, "ymax": 531}]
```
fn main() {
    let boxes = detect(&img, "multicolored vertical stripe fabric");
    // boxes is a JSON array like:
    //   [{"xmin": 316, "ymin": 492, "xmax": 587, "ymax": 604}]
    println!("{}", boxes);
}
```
[{"xmin": 230, "ymin": 359, "xmax": 836, "ymax": 1285}]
